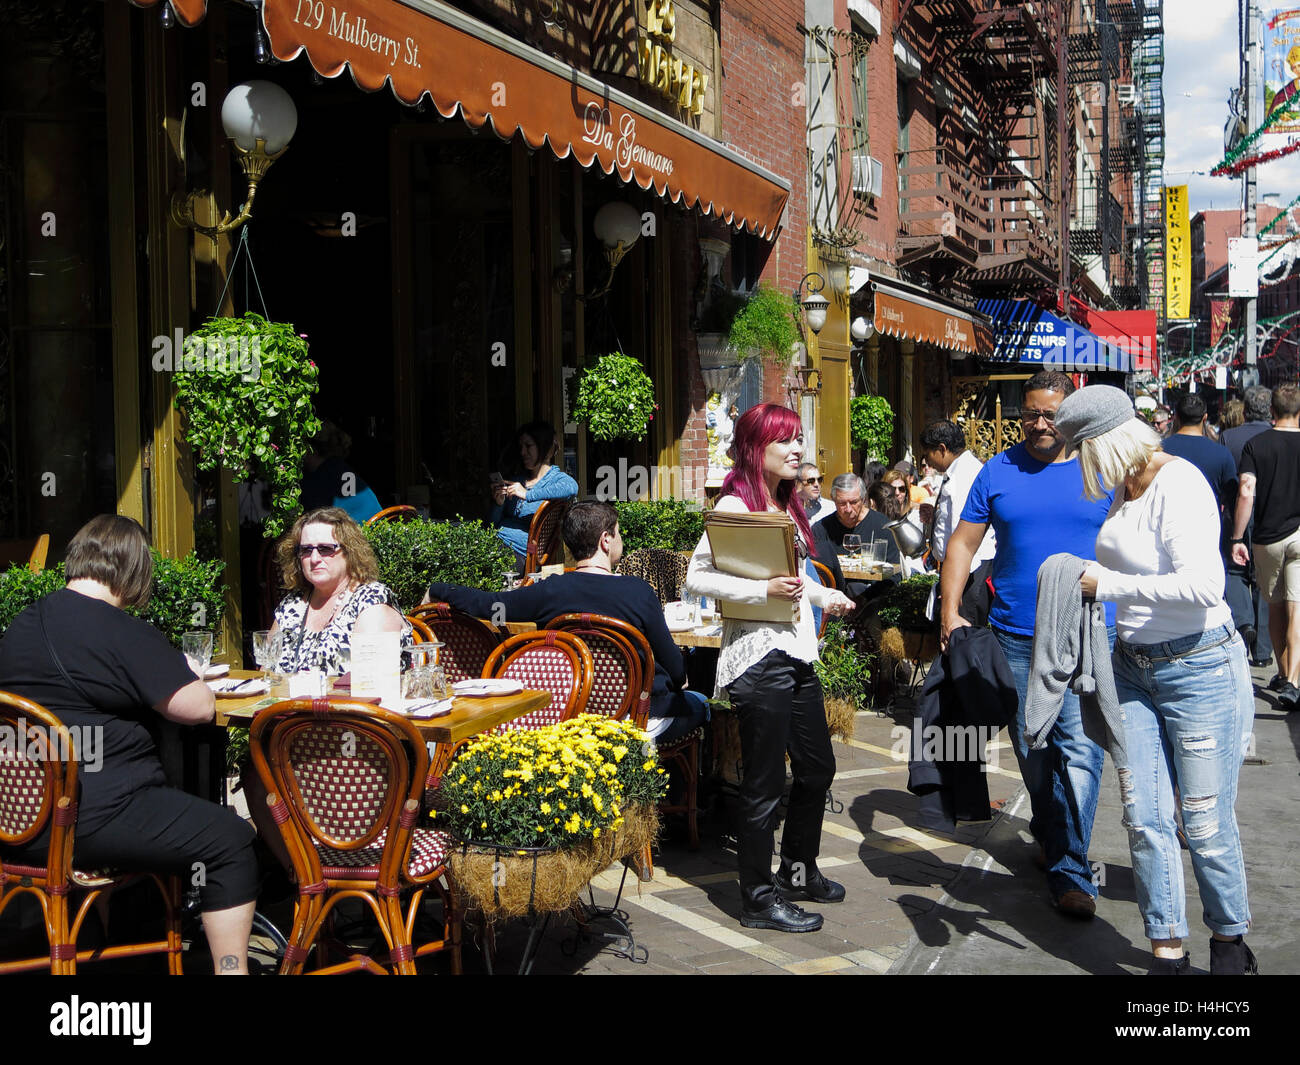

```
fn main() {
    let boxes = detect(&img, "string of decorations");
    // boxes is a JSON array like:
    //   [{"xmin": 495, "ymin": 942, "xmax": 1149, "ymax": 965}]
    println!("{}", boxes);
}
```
[
  {"xmin": 1259, "ymin": 190, "xmax": 1300, "ymax": 236},
  {"xmin": 1211, "ymin": 97, "xmax": 1300, "ymax": 176}
]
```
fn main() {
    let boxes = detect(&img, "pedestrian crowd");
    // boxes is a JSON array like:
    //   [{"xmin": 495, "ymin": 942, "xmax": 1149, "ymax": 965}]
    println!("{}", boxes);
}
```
[{"xmin": 688, "ymin": 371, "xmax": 1295, "ymax": 977}]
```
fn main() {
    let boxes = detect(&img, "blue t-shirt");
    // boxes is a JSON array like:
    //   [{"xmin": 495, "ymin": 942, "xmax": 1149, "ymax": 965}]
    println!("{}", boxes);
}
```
[
  {"xmin": 1159, "ymin": 433, "xmax": 1237, "ymax": 514},
  {"xmin": 960, "ymin": 443, "xmax": 1115, "ymax": 636}
]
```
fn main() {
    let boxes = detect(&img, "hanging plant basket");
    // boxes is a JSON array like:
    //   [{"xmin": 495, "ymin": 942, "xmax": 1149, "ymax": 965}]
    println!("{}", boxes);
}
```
[
  {"xmin": 171, "ymin": 311, "xmax": 321, "ymax": 538},
  {"xmin": 824, "ymin": 697, "xmax": 857, "ymax": 742},
  {"xmin": 570, "ymin": 352, "xmax": 658, "ymax": 442},
  {"xmin": 449, "ymin": 839, "xmax": 604, "ymax": 918},
  {"xmin": 593, "ymin": 801, "xmax": 660, "ymax": 867}
]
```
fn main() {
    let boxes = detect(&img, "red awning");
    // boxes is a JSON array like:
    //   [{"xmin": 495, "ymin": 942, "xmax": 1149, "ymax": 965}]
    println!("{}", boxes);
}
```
[
  {"xmin": 132, "ymin": 0, "xmax": 791, "ymax": 239},
  {"xmin": 1071, "ymin": 301, "xmax": 1159, "ymax": 375}
]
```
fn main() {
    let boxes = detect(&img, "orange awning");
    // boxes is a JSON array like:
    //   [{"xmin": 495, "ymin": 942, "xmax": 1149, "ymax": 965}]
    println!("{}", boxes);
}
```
[
  {"xmin": 132, "ymin": 0, "xmax": 791, "ymax": 238},
  {"xmin": 871, "ymin": 282, "xmax": 992, "ymax": 356}
]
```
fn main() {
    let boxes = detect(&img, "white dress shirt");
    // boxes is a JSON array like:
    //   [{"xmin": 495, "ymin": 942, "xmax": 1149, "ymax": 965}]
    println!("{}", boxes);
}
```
[{"xmin": 932, "ymin": 448, "xmax": 997, "ymax": 571}]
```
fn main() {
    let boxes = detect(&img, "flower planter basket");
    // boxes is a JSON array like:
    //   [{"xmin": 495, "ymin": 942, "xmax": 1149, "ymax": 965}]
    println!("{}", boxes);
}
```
[
  {"xmin": 824, "ymin": 696, "xmax": 857, "ymax": 742},
  {"xmin": 594, "ymin": 802, "xmax": 660, "ymax": 867},
  {"xmin": 450, "ymin": 839, "xmax": 604, "ymax": 919},
  {"xmin": 902, "ymin": 628, "xmax": 939, "ymax": 662}
]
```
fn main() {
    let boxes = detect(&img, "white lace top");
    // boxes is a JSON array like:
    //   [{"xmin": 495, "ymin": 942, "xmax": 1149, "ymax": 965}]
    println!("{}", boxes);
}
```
[{"xmin": 685, "ymin": 495, "xmax": 847, "ymax": 695}]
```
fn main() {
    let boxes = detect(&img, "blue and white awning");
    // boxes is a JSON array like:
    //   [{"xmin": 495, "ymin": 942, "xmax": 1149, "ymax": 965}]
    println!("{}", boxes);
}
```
[{"xmin": 975, "ymin": 299, "xmax": 1133, "ymax": 373}]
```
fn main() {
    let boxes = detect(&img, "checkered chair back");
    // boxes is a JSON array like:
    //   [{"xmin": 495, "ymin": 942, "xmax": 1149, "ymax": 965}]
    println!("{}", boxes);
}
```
[
  {"xmin": 615, "ymin": 548, "xmax": 690, "ymax": 606},
  {"xmin": 483, "ymin": 630, "xmax": 593, "ymax": 732},
  {"xmin": 249, "ymin": 698, "xmax": 429, "ymax": 859},
  {"xmin": 524, "ymin": 499, "xmax": 571, "ymax": 575},
  {"xmin": 410, "ymin": 602, "xmax": 504, "ymax": 683},
  {"xmin": 0, "ymin": 692, "xmax": 74, "ymax": 853},
  {"xmin": 545, "ymin": 614, "xmax": 651, "ymax": 727}
]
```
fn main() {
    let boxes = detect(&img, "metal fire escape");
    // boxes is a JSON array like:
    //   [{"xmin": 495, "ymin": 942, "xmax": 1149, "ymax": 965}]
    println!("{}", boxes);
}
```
[
  {"xmin": 1108, "ymin": 0, "xmax": 1165, "ymax": 315},
  {"xmin": 1067, "ymin": 2, "xmax": 1122, "ymax": 283},
  {"xmin": 916, "ymin": 1, "xmax": 1065, "ymax": 292}
]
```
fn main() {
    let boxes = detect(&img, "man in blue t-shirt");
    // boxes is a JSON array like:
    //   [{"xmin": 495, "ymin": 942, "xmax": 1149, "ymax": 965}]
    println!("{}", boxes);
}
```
[{"xmin": 939, "ymin": 371, "xmax": 1114, "ymax": 921}]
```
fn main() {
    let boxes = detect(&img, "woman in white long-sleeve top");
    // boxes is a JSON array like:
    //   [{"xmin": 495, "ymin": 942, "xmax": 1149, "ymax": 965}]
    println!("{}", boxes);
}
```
[
  {"xmin": 686, "ymin": 404, "xmax": 855, "ymax": 933},
  {"xmin": 1057, "ymin": 385, "xmax": 1257, "ymax": 975}
]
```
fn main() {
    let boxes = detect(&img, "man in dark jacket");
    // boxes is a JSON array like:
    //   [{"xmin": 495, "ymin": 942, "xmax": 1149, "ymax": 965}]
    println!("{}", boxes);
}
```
[
  {"xmin": 1221, "ymin": 385, "xmax": 1274, "ymax": 666},
  {"xmin": 425, "ymin": 501, "xmax": 708, "ymax": 742},
  {"xmin": 814, "ymin": 473, "xmax": 900, "ymax": 603}
]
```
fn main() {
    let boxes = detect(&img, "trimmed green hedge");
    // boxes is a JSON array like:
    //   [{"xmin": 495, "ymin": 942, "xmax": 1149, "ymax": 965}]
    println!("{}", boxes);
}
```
[
  {"xmin": 364, "ymin": 517, "xmax": 515, "ymax": 612},
  {"xmin": 0, "ymin": 550, "xmax": 225, "ymax": 648},
  {"xmin": 613, "ymin": 499, "xmax": 705, "ymax": 554}
]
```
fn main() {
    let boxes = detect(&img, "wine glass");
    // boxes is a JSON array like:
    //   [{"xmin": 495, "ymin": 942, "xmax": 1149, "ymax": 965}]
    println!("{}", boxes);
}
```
[
  {"xmin": 843, "ymin": 534, "xmax": 861, "ymax": 562},
  {"xmin": 183, "ymin": 631, "xmax": 213, "ymax": 678},
  {"xmin": 252, "ymin": 629, "xmax": 283, "ymax": 686}
]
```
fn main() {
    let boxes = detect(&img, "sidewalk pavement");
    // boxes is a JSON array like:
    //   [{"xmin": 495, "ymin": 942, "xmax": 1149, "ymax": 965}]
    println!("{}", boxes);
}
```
[{"xmin": 479, "ymin": 663, "xmax": 1296, "ymax": 976}]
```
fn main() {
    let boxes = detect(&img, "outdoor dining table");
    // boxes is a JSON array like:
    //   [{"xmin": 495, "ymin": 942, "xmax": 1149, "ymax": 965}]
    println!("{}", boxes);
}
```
[
  {"xmin": 213, "ymin": 670, "xmax": 550, "ymax": 776},
  {"xmin": 670, "ymin": 627, "xmax": 723, "ymax": 650},
  {"xmin": 838, "ymin": 559, "xmax": 899, "ymax": 582}
]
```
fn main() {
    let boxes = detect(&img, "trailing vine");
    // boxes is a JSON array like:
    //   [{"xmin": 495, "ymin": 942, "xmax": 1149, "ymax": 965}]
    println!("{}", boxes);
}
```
[{"xmin": 171, "ymin": 312, "xmax": 321, "ymax": 538}]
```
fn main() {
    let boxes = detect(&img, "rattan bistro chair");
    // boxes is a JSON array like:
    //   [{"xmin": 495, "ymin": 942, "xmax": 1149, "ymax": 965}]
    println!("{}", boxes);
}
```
[
  {"xmin": 249, "ymin": 698, "xmax": 460, "ymax": 975},
  {"xmin": 0, "ymin": 692, "xmax": 183, "ymax": 975},
  {"xmin": 405, "ymin": 614, "xmax": 437, "ymax": 645},
  {"xmin": 365, "ymin": 505, "xmax": 420, "ymax": 525},
  {"xmin": 810, "ymin": 559, "xmax": 837, "ymax": 639},
  {"xmin": 409, "ymin": 603, "xmax": 504, "ymax": 684},
  {"xmin": 544, "ymin": 614, "xmax": 648, "ymax": 727},
  {"xmin": 482, "ymin": 630, "xmax": 593, "ymax": 733},
  {"xmin": 522, "ymin": 499, "xmax": 571, "ymax": 576}
]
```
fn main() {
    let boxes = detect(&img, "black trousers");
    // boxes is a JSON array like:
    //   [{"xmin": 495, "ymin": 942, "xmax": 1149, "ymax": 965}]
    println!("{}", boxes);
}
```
[
  {"xmin": 727, "ymin": 650, "xmax": 835, "ymax": 909},
  {"xmin": 74, "ymin": 787, "xmax": 260, "ymax": 911}
]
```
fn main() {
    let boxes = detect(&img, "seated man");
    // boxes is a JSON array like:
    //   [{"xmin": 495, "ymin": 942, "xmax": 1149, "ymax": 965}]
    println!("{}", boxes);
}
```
[
  {"xmin": 424, "ymin": 500, "xmax": 708, "ymax": 744},
  {"xmin": 814, "ymin": 473, "xmax": 901, "ymax": 602}
]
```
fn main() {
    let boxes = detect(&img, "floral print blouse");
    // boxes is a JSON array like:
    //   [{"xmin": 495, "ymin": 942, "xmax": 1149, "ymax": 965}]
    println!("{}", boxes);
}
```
[{"xmin": 272, "ymin": 581, "xmax": 413, "ymax": 676}]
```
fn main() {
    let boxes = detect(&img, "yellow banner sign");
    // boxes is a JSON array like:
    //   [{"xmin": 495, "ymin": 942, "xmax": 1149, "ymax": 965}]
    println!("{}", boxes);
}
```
[{"xmin": 1165, "ymin": 185, "xmax": 1191, "ymax": 320}]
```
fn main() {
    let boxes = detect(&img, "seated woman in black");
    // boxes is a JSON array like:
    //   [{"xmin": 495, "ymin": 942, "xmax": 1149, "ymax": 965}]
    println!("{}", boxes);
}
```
[{"xmin": 0, "ymin": 515, "xmax": 258, "ymax": 974}]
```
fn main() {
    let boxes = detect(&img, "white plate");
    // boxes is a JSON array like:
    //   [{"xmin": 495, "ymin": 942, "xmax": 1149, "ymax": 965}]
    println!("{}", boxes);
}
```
[
  {"xmin": 452, "ymin": 679, "xmax": 524, "ymax": 697},
  {"xmin": 401, "ymin": 697, "xmax": 455, "ymax": 719},
  {"xmin": 204, "ymin": 663, "xmax": 230, "ymax": 679},
  {"xmin": 209, "ymin": 677, "xmax": 268, "ymax": 697}
]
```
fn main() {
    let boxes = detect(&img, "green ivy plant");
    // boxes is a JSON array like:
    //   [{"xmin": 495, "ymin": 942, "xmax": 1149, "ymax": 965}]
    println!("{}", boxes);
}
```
[
  {"xmin": 570, "ymin": 352, "xmax": 658, "ymax": 442},
  {"xmin": 814, "ymin": 619, "xmax": 873, "ymax": 711},
  {"xmin": 365, "ymin": 518, "xmax": 516, "ymax": 611},
  {"xmin": 728, "ymin": 284, "xmax": 800, "ymax": 367},
  {"xmin": 613, "ymin": 498, "xmax": 705, "ymax": 553},
  {"xmin": 172, "ymin": 312, "xmax": 322, "ymax": 538},
  {"xmin": 850, "ymin": 394, "xmax": 895, "ymax": 462},
  {"xmin": 0, "ymin": 551, "xmax": 224, "ymax": 648}
]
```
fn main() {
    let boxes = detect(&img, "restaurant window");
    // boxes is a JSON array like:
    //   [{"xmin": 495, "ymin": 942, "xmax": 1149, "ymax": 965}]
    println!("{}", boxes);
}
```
[
  {"xmin": 0, "ymin": 4, "xmax": 117, "ymax": 551},
  {"xmin": 897, "ymin": 73, "xmax": 911, "ymax": 193}
]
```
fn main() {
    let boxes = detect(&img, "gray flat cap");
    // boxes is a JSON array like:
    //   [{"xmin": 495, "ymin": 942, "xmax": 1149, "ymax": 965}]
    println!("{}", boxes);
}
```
[{"xmin": 1055, "ymin": 385, "xmax": 1134, "ymax": 445}]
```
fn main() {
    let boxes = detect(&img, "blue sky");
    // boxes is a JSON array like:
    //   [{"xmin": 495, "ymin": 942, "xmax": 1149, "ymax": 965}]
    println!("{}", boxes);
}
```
[{"xmin": 1161, "ymin": 1, "xmax": 1297, "ymax": 215}]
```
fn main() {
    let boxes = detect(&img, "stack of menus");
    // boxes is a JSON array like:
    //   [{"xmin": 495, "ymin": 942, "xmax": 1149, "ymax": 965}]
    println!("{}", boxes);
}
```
[{"xmin": 703, "ymin": 510, "xmax": 799, "ymax": 624}]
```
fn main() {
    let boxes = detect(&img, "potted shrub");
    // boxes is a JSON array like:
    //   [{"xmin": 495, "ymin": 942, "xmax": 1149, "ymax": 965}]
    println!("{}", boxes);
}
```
[
  {"xmin": 0, "ymin": 552, "xmax": 224, "ymax": 646},
  {"xmin": 814, "ymin": 619, "xmax": 873, "ymax": 740},
  {"xmin": 612, "ymin": 499, "xmax": 705, "ymax": 553},
  {"xmin": 569, "ymin": 352, "xmax": 658, "ymax": 443},
  {"xmin": 364, "ymin": 518, "xmax": 515, "ymax": 611},
  {"xmin": 171, "ymin": 312, "xmax": 322, "ymax": 538},
  {"xmin": 877, "ymin": 574, "xmax": 940, "ymax": 661},
  {"xmin": 728, "ymin": 284, "xmax": 801, "ymax": 368},
  {"xmin": 430, "ymin": 714, "xmax": 667, "ymax": 917}
]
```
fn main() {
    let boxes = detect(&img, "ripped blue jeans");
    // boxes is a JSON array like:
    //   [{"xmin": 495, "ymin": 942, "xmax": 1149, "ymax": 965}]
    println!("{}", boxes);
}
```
[{"xmin": 1111, "ymin": 624, "xmax": 1254, "ymax": 941}]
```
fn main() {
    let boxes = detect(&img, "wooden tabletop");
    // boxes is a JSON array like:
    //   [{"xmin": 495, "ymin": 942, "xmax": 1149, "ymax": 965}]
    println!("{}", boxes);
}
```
[
  {"xmin": 671, "ymin": 627, "xmax": 723, "ymax": 650},
  {"xmin": 212, "ymin": 670, "xmax": 549, "ymax": 744},
  {"xmin": 839, "ymin": 560, "xmax": 898, "ymax": 582}
]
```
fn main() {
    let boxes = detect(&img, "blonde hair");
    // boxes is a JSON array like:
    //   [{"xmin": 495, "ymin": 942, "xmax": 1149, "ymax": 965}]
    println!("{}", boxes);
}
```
[{"xmin": 1076, "ymin": 417, "xmax": 1162, "ymax": 501}]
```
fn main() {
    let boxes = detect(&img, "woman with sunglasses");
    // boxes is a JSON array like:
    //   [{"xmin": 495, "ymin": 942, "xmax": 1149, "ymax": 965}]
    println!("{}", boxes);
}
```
[
  {"xmin": 685, "ymin": 404, "xmax": 855, "ymax": 933},
  {"xmin": 884, "ymin": 468, "xmax": 928, "ymax": 576},
  {"xmin": 270, "ymin": 507, "xmax": 411, "ymax": 675}
]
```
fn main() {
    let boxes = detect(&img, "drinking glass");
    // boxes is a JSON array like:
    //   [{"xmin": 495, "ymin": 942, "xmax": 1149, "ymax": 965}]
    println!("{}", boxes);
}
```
[
  {"xmin": 183, "ymin": 630, "xmax": 213, "ymax": 678},
  {"xmin": 677, "ymin": 585, "xmax": 698, "ymax": 625},
  {"xmin": 502, "ymin": 570, "xmax": 520, "ymax": 591},
  {"xmin": 870, "ymin": 539, "xmax": 889, "ymax": 563}
]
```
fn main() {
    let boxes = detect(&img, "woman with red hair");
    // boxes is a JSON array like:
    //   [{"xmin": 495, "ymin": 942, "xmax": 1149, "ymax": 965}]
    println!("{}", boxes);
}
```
[{"xmin": 687, "ymin": 404, "xmax": 855, "ymax": 933}]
